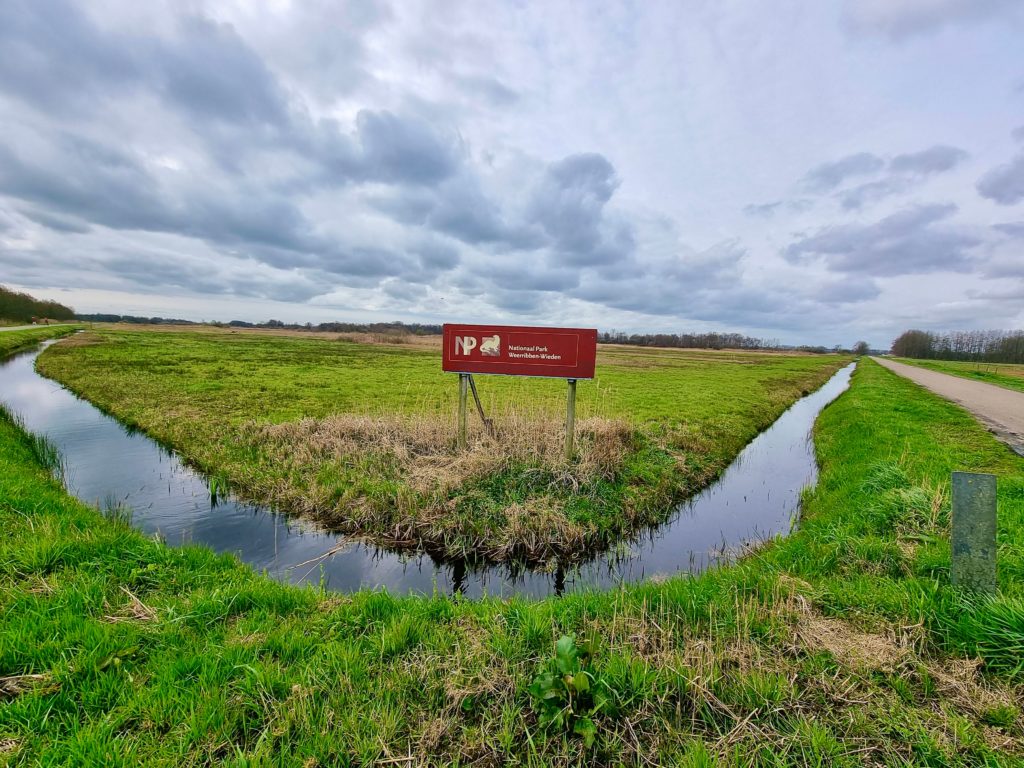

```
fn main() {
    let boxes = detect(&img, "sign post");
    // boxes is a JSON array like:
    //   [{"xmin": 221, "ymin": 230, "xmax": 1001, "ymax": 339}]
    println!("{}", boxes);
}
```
[
  {"xmin": 442, "ymin": 324, "xmax": 598, "ymax": 458},
  {"xmin": 565, "ymin": 379, "xmax": 577, "ymax": 460},
  {"xmin": 457, "ymin": 373, "xmax": 469, "ymax": 451}
]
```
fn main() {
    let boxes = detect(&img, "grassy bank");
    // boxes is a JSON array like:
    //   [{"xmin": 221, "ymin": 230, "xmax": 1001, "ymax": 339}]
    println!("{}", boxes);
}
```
[
  {"xmin": 1, "ymin": 360, "xmax": 1022, "ymax": 765},
  {"xmin": 894, "ymin": 358, "xmax": 1024, "ymax": 394},
  {"xmin": 0, "ymin": 326, "xmax": 75, "ymax": 357},
  {"xmin": 36, "ymin": 328, "xmax": 847, "ymax": 563}
]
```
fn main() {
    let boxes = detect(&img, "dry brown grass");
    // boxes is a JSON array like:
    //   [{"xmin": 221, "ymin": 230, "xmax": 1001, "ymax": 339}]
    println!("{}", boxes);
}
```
[
  {"xmin": 251, "ymin": 411, "xmax": 631, "ymax": 493},
  {"xmin": 103, "ymin": 586, "xmax": 158, "ymax": 623},
  {"xmin": 0, "ymin": 673, "xmax": 58, "ymax": 699},
  {"xmin": 238, "ymin": 411, "xmax": 637, "ymax": 562}
]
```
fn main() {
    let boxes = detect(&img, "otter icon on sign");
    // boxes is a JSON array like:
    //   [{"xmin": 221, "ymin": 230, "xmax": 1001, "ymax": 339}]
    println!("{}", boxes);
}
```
[{"xmin": 480, "ymin": 335, "xmax": 501, "ymax": 356}]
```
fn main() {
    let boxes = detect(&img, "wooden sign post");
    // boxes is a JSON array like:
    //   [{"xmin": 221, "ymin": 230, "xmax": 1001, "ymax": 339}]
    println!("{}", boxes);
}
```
[{"xmin": 442, "ymin": 324, "xmax": 598, "ymax": 459}]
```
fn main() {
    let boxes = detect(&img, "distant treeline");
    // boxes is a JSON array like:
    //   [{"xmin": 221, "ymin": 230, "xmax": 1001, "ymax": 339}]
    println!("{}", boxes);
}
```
[
  {"xmin": 599, "ymin": 330, "xmax": 781, "ymax": 351},
  {"xmin": 76, "ymin": 314, "xmax": 198, "ymax": 325},
  {"xmin": 891, "ymin": 329, "xmax": 1024, "ymax": 364},
  {"xmin": 76, "ymin": 315, "xmax": 444, "ymax": 335},
  {"xmin": 0, "ymin": 285, "xmax": 75, "ymax": 322}
]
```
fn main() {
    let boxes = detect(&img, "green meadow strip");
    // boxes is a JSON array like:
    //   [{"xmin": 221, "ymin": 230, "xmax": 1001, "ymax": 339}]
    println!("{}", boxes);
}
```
[
  {"xmin": 0, "ymin": 326, "xmax": 76, "ymax": 359},
  {"xmin": 1, "ymin": 358, "xmax": 1022, "ymax": 764}
]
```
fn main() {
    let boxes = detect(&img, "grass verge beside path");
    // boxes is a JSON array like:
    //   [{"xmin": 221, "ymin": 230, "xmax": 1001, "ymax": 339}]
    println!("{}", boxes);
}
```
[
  {"xmin": 1, "ymin": 360, "xmax": 1022, "ymax": 765},
  {"xmin": 894, "ymin": 357, "xmax": 1024, "ymax": 394},
  {"xmin": 0, "ymin": 326, "xmax": 75, "ymax": 358},
  {"xmin": 36, "ymin": 329, "xmax": 848, "ymax": 563}
]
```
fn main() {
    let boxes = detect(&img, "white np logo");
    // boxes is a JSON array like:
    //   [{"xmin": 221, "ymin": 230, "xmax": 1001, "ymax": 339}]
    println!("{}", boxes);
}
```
[
  {"xmin": 455, "ymin": 335, "xmax": 501, "ymax": 356},
  {"xmin": 454, "ymin": 336, "xmax": 477, "ymax": 355}
]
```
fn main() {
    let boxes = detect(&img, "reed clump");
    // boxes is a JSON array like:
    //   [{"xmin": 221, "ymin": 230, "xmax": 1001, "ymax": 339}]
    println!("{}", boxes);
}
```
[{"xmin": 239, "ymin": 409, "xmax": 638, "ymax": 562}]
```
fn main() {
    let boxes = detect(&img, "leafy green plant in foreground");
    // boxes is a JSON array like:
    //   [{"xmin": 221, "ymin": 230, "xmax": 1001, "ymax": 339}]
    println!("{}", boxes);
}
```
[{"xmin": 528, "ymin": 635, "xmax": 617, "ymax": 747}]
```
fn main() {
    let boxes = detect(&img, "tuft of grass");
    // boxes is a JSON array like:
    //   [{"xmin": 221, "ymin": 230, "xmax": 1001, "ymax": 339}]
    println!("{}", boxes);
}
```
[{"xmin": 0, "ymin": 404, "xmax": 64, "ymax": 482}]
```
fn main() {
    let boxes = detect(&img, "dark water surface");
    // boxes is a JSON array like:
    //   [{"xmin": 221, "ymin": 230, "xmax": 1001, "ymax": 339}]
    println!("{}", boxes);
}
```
[{"xmin": 0, "ymin": 341, "xmax": 854, "ymax": 598}]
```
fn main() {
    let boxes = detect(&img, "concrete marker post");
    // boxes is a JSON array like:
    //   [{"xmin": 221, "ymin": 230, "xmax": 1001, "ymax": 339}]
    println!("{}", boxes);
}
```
[
  {"xmin": 951, "ymin": 471, "xmax": 997, "ymax": 594},
  {"xmin": 458, "ymin": 373, "xmax": 469, "ymax": 451},
  {"xmin": 565, "ymin": 378, "xmax": 577, "ymax": 461}
]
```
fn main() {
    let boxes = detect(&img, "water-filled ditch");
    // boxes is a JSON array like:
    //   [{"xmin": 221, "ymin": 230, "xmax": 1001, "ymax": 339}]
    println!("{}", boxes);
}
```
[{"xmin": 0, "ymin": 340, "xmax": 854, "ymax": 598}]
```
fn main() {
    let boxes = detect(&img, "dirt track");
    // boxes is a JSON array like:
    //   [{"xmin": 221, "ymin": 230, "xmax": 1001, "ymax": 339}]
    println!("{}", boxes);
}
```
[{"xmin": 873, "ymin": 357, "xmax": 1024, "ymax": 456}]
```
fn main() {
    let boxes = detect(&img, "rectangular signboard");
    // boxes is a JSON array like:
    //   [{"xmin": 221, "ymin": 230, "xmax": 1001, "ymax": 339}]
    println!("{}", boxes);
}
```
[{"xmin": 442, "ymin": 324, "xmax": 598, "ymax": 379}]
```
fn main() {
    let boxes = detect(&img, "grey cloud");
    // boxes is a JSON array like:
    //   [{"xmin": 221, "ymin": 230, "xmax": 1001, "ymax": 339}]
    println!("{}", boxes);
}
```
[
  {"xmin": 351, "ymin": 110, "xmax": 461, "ymax": 185},
  {"xmin": 382, "ymin": 279, "xmax": 428, "ymax": 302},
  {"xmin": 415, "ymin": 241, "xmax": 460, "ymax": 271},
  {"xmin": 970, "ymin": 283, "xmax": 1024, "ymax": 300},
  {"xmin": 785, "ymin": 204, "xmax": 981, "ymax": 276},
  {"xmin": 369, "ymin": 151, "xmax": 633, "ymax": 263},
  {"xmin": 426, "ymin": 175, "xmax": 538, "ymax": 247},
  {"xmin": 527, "ymin": 153, "xmax": 634, "ymax": 266},
  {"xmin": 20, "ymin": 208, "xmax": 92, "ymax": 234},
  {"xmin": 487, "ymin": 289, "xmax": 545, "ymax": 312},
  {"xmin": 455, "ymin": 75, "xmax": 519, "ymax": 107},
  {"xmin": 977, "ymin": 153, "xmax": 1024, "ymax": 205},
  {"xmin": 1013, "ymin": 126, "xmax": 1024, "ymax": 143},
  {"xmin": 154, "ymin": 16, "xmax": 291, "ymax": 129},
  {"xmin": 814, "ymin": 278, "xmax": 881, "ymax": 304},
  {"xmin": 984, "ymin": 256, "xmax": 1024, "ymax": 279},
  {"xmin": 839, "ymin": 178, "xmax": 911, "ymax": 210},
  {"xmin": 802, "ymin": 152, "xmax": 884, "ymax": 192},
  {"xmin": 370, "ymin": 174, "xmax": 542, "ymax": 250},
  {"xmin": 0, "ymin": 132, "xmax": 422, "ymax": 284},
  {"xmin": 301, "ymin": 110, "xmax": 463, "ymax": 189},
  {"xmin": 0, "ymin": 1, "xmax": 290, "ymax": 130},
  {"xmin": 743, "ymin": 199, "xmax": 814, "ymax": 217},
  {"xmin": 890, "ymin": 145, "xmax": 969, "ymax": 175},
  {"xmin": 843, "ymin": 0, "xmax": 1019, "ymax": 40},
  {"xmin": 994, "ymin": 222, "xmax": 1024, "ymax": 238},
  {"xmin": 243, "ymin": 1, "xmax": 387, "ymax": 103},
  {"xmin": 0, "ymin": 244, "xmax": 326, "ymax": 303},
  {"xmin": 481, "ymin": 263, "xmax": 580, "ymax": 292},
  {"xmin": 837, "ymin": 145, "xmax": 967, "ymax": 209},
  {"xmin": 367, "ymin": 189, "xmax": 434, "ymax": 225},
  {"xmin": 569, "ymin": 240, "xmax": 745, "ymax": 316},
  {"xmin": 0, "ymin": 1, "xmax": 458, "ymax": 189},
  {"xmin": 743, "ymin": 201, "xmax": 783, "ymax": 217},
  {"xmin": 319, "ymin": 247, "xmax": 418, "ymax": 280},
  {"xmin": 0, "ymin": 135, "xmax": 169, "ymax": 233},
  {"xmin": 0, "ymin": 0, "xmax": 141, "ymax": 115}
]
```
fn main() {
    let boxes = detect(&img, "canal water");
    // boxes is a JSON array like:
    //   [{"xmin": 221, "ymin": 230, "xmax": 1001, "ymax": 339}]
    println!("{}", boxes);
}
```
[{"xmin": 0, "ymin": 341, "xmax": 854, "ymax": 598}]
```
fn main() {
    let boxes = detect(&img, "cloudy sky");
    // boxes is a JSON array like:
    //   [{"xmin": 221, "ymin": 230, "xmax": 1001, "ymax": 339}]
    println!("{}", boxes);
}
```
[{"xmin": 1, "ymin": 0, "xmax": 1023, "ymax": 346}]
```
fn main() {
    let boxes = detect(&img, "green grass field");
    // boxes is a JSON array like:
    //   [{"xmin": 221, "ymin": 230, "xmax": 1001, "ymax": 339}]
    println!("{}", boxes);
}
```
[
  {"xmin": 1, "ymin": 360, "xmax": 1022, "ymax": 765},
  {"xmin": 35, "ymin": 328, "xmax": 848, "ymax": 563},
  {"xmin": 0, "ymin": 326, "xmax": 76, "ymax": 357},
  {"xmin": 894, "ymin": 358, "xmax": 1024, "ymax": 394}
]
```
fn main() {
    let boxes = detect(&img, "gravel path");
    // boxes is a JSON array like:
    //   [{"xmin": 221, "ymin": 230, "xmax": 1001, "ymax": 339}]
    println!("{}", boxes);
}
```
[{"xmin": 873, "ymin": 357, "xmax": 1024, "ymax": 456}]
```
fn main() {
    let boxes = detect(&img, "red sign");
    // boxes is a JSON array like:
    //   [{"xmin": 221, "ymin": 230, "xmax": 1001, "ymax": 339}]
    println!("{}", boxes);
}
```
[{"xmin": 442, "ymin": 324, "xmax": 597, "ymax": 379}]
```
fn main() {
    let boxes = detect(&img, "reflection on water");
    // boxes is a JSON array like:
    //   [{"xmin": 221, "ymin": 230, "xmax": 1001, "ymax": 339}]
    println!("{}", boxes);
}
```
[{"xmin": 0, "ymin": 341, "xmax": 854, "ymax": 598}]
